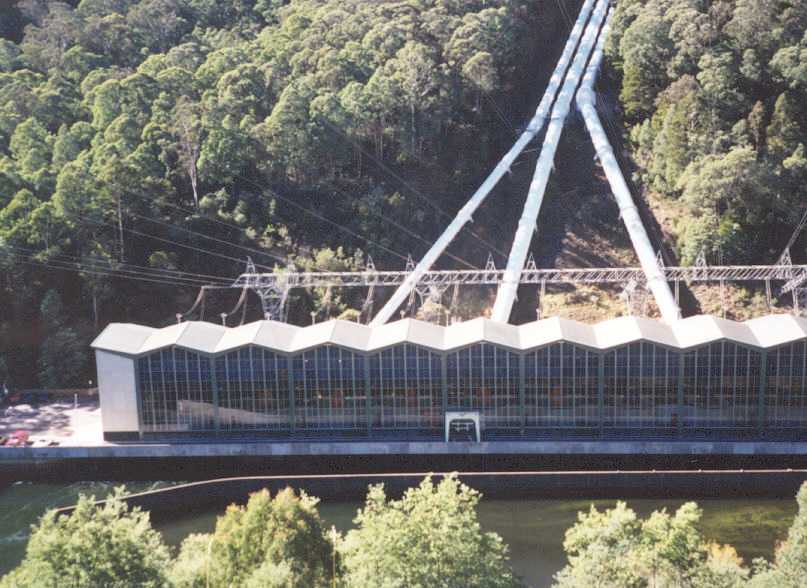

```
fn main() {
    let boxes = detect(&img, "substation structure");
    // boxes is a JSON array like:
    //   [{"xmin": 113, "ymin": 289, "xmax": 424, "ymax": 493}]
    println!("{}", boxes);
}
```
[{"xmin": 88, "ymin": 0, "xmax": 807, "ymax": 450}]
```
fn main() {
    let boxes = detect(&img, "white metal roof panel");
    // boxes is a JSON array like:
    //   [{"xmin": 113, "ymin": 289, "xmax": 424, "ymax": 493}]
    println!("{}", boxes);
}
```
[
  {"xmin": 481, "ymin": 318, "xmax": 522, "ymax": 350},
  {"xmin": 214, "ymin": 321, "xmax": 264, "ymax": 353},
  {"xmin": 288, "ymin": 320, "xmax": 371, "ymax": 352},
  {"xmin": 518, "ymin": 317, "xmax": 566, "ymax": 349},
  {"xmin": 329, "ymin": 320, "xmax": 372, "ymax": 351},
  {"xmin": 91, "ymin": 323, "xmax": 155, "ymax": 356},
  {"xmin": 139, "ymin": 322, "xmax": 189, "ymax": 354},
  {"xmin": 174, "ymin": 321, "xmax": 228, "ymax": 353},
  {"xmin": 367, "ymin": 319, "xmax": 445, "ymax": 351},
  {"xmin": 442, "ymin": 317, "xmax": 486, "ymax": 350},
  {"xmin": 671, "ymin": 316, "xmax": 759, "ymax": 349},
  {"xmin": 442, "ymin": 318, "xmax": 520, "ymax": 351},
  {"xmin": 594, "ymin": 317, "xmax": 644, "ymax": 349},
  {"xmin": 250, "ymin": 320, "xmax": 299, "ymax": 353},
  {"xmin": 92, "ymin": 314, "xmax": 807, "ymax": 356},
  {"xmin": 594, "ymin": 316, "xmax": 678, "ymax": 349},
  {"xmin": 746, "ymin": 314, "xmax": 807, "ymax": 348}
]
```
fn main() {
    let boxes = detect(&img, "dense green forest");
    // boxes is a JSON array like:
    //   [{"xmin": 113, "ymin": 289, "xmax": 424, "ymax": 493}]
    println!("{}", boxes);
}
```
[
  {"xmin": 2, "ymin": 0, "xmax": 806, "ymax": 387},
  {"xmin": 607, "ymin": 0, "xmax": 807, "ymax": 265},
  {"xmin": 0, "ymin": 0, "xmax": 555, "ymax": 387}
]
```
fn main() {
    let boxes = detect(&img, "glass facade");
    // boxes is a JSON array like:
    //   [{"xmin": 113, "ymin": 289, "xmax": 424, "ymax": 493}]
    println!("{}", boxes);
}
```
[
  {"xmin": 524, "ymin": 343, "xmax": 598, "ymax": 428},
  {"xmin": 215, "ymin": 347, "xmax": 290, "ymax": 431},
  {"xmin": 132, "ymin": 339, "xmax": 806, "ymax": 438},
  {"xmin": 292, "ymin": 345, "xmax": 366, "ymax": 430},
  {"xmin": 446, "ymin": 344, "xmax": 520, "ymax": 429},
  {"xmin": 137, "ymin": 348, "xmax": 214, "ymax": 433},
  {"xmin": 681, "ymin": 342, "xmax": 760, "ymax": 429},
  {"xmin": 765, "ymin": 341, "xmax": 807, "ymax": 428},
  {"xmin": 603, "ymin": 342, "xmax": 679, "ymax": 430},
  {"xmin": 369, "ymin": 344, "xmax": 442, "ymax": 431}
]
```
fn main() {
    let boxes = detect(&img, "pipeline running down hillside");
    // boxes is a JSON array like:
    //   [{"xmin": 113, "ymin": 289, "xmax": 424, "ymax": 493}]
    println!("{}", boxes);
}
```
[
  {"xmin": 369, "ymin": 0, "xmax": 598, "ymax": 326},
  {"xmin": 575, "ymin": 11, "xmax": 681, "ymax": 322},
  {"xmin": 491, "ymin": 0, "xmax": 610, "ymax": 322}
]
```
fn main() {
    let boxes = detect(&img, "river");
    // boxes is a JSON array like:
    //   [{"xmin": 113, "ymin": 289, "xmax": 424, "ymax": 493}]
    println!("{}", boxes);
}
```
[{"xmin": 0, "ymin": 482, "xmax": 798, "ymax": 588}]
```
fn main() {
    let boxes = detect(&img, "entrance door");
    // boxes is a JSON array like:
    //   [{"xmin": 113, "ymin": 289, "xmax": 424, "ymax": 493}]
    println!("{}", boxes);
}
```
[{"xmin": 445, "ymin": 410, "xmax": 481, "ymax": 442}]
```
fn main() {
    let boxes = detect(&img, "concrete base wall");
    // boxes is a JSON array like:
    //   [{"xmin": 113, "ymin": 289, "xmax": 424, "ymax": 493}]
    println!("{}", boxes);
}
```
[{"xmin": 5, "ymin": 440, "xmax": 807, "ymax": 461}]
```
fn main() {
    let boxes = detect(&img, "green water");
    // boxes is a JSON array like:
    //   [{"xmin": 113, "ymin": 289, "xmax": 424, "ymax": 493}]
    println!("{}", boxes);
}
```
[{"xmin": 0, "ymin": 483, "xmax": 798, "ymax": 588}]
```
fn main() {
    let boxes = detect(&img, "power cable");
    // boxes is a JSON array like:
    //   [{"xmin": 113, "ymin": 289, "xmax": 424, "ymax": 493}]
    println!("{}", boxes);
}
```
[
  {"xmin": 7, "ymin": 250, "xmax": 219, "ymax": 287},
  {"xmin": 11, "ymin": 254, "xmax": 211, "ymax": 288},
  {"xmin": 231, "ymin": 173, "xmax": 411, "ymax": 264},
  {"xmin": 483, "ymin": 92, "xmax": 519, "ymax": 137},
  {"xmin": 782, "ymin": 206, "xmax": 807, "ymax": 259},
  {"xmin": 115, "ymin": 190, "xmax": 383, "ymax": 275},
  {"xmin": 118, "ymin": 194, "xmax": 291, "ymax": 267},
  {"xmin": 57, "ymin": 207, "xmax": 270, "ymax": 270},
  {"xmin": 128, "ymin": 211, "xmax": 286, "ymax": 268},
  {"xmin": 555, "ymin": 0, "xmax": 574, "ymax": 28},
  {"xmin": 327, "ymin": 183, "xmax": 480, "ymax": 270},
  {"xmin": 3, "ymin": 243, "xmax": 231, "ymax": 284},
  {"xmin": 318, "ymin": 117, "xmax": 508, "ymax": 258}
]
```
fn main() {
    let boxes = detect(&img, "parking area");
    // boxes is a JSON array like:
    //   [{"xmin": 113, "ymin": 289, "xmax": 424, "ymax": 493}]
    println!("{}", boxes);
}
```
[{"xmin": 1, "ymin": 399, "xmax": 104, "ymax": 447}]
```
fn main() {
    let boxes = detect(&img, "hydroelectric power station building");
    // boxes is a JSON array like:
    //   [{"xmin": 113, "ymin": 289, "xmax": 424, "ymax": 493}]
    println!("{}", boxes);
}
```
[{"xmin": 91, "ymin": 315, "xmax": 807, "ymax": 442}]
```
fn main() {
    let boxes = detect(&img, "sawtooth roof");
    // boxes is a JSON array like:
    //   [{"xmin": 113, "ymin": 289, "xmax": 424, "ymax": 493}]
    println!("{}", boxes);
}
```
[{"xmin": 92, "ymin": 314, "xmax": 807, "ymax": 357}]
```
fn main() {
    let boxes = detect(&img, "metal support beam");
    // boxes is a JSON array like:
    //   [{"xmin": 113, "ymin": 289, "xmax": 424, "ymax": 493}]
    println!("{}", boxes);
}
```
[
  {"xmin": 676, "ymin": 354, "xmax": 685, "ymax": 438},
  {"xmin": 758, "ymin": 351, "xmax": 767, "ymax": 437},
  {"xmin": 597, "ymin": 353, "xmax": 605, "ymax": 437},
  {"xmin": 229, "ymin": 264, "xmax": 806, "ymax": 291},
  {"xmin": 286, "ymin": 356, "xmax": 295, "ymax": 433},
  {"xmin": 575, "ymin": 8, "xmax": 680, "ymax": 323},
  {"xmin": 519, "ymin": 354, "xmax": 526, "ymax": 435},
  {"xmin": 369, "ymin": 0, "xmax": 599, "ymax": 327},
  {"xmin": 210, "ymin": 356, "xmax": 220, "ymax": 435},
  {"xmin": 221, "ymin": 263, "xmax": 807, "ymax": 323},
  {"xmin": 492, "ymin": 0, "xmax": 610, "ymax": 322}
]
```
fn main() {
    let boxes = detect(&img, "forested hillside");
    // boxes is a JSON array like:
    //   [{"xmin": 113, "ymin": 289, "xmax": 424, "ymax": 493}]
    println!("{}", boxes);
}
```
[
  {"xmin": 607, "ymin": 0, "xmax": 807, "ymax": 265},
  {"xmin": 0, "ymin": 0, "xmax": 556, "ymax": 386}
]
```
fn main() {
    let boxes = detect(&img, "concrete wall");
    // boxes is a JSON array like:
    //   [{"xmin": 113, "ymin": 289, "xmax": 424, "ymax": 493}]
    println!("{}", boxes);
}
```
[
  {"xmin": 95, "ymin": 350, "xmax": 139, "ymax": 434},
  {"xmin": 6, "ymin": 440, "xmax": 807, "ymax": 460}
]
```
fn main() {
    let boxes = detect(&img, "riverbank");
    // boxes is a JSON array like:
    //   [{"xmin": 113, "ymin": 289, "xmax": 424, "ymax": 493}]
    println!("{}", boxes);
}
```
[{"xmin": 0, "ymin": 480, "xmax": 799, "ymax": 587}]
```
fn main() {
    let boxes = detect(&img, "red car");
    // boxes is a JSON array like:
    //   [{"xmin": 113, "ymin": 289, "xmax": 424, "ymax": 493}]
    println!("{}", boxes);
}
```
[{"xmin": 5, "ymin": 430, "xmax": 30, "ymax": 447}]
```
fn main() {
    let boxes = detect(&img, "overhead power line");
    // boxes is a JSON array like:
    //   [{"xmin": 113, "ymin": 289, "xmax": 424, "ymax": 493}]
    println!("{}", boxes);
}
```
[
  {"xmin": 232, "ymin": 172, "xmax": 411, "ymax": 264},
  {"xmin": 318, "ymin": 117, "xmax": 509, "ymax": 259},
  {"xmin": 3, "ymin": 243, "xmax": 231, "ymax": 284},
  {"xmin": 11, "ymin": 254, "xmax": 212, "ymax": 288},
  {"xmin": 326, "ymin": 183, "xmax": 480, "ymax": 270}
]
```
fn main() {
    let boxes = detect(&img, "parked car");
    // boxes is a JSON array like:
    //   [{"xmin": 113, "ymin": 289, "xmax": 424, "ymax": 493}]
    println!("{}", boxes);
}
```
[{"xmin": 5, "ymin": 430, "xmax": 30, "ymax": 447}]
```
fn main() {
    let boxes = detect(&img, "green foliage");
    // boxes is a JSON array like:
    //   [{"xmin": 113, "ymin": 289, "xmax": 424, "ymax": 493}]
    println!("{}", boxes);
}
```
[
  {"xmin": 169, "ymin": 487, "xmax": 335, "ymax": 588},
  {"xmin": 0, "ymin": 0, "xmax": 543, "ymax": 383},
  {"xmin": 676, "ymin": 147, "xmax": 773, "ymax": 263},
  {"xmin": 749, "ymin": 483, "xmax": 807, "ymax": 587},
  {"xmin": 554, "ymin": 501, "xmax": 748, "ymax": 588},
  {"xmin": 0, "ymin": 354, "xmax": 8, "ymax": 385},
  {"xmin": 610, "ymin": 0, "xmax": 807, "ymax": 265},
  {"xmin": 0, "ymin": 488, "xmax": 170, "ymax": 588},
  {"xmin": 37, "ymin": 289, "xmax": 88, "ymax": 388},
  {"xmin": 340, "ymin": 474, "xmax": 523, "ymax": 588}
]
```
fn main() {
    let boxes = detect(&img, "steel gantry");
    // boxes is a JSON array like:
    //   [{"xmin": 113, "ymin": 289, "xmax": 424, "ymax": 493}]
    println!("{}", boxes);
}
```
[
  {"xmin": 217, "ymin": 261, "xmax": 807, "ymax": 322},
  {"xmin": 230, "ymin": 264, "xmax": 807, "ymax": 291}
]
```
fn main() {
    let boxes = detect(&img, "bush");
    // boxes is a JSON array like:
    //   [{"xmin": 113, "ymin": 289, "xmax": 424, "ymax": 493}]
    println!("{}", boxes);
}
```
[
  {"xmin": 0, "ymin": 488, "xmax": 170, "ymax": 588},
  {"xmin": 340, "ymin": 474, "xmax": 523, "ymax": 588},
  {"xmin": 169, "ymin": 487, "xmax": 335, "ymax": 588}
]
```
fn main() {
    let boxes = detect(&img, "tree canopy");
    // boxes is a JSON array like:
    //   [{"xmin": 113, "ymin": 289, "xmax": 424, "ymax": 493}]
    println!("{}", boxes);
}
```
[
  {"xmin": 340, "ymin": 474, "xmax": 522, "ymax": 588},
  {"xmin": 0, "ymin": 0, "xmax": 548, "ymax": 386},
  {"xmin": 608, "ymin": 0, "xmax": 807, "ymax": 265},
  {"xmin": 170, "ymin": 487, "xmax": 336, "ymax": 587},
  {"xmin": 0, "ymin": 488, "xmax": 171, "ymax": 588}
]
